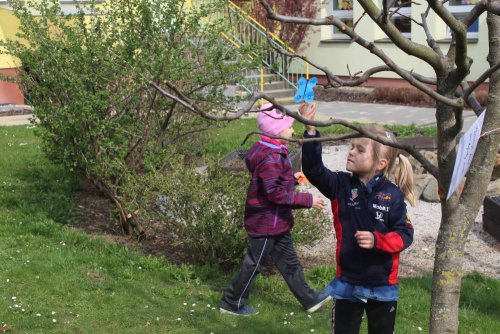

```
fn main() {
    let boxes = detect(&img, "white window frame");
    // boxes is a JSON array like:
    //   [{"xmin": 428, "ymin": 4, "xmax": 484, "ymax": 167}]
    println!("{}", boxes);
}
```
[
  {"xmin": 329, "ymin": 0, "xmax": 354, "ymax": 40},
  {"xmin": 388, "ymin": 1, "xmax": 411, "ymax": 39},
  {"xmin": 445, "ymin": 2, "xmax": 479, "ymax": 39}
]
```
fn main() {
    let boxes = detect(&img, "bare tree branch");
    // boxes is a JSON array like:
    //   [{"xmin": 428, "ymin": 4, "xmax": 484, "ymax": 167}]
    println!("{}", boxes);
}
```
[
  {"xmin": 462, "ymin": 61, "xmax": 500, "ymax": 101},
  {"xmin": 358, "ymin": 0, "xmax": 443, "ymax": 70},
  {"xmin": 353, "ymin": 11, "xmax": 367, "ymax": 29},
  {"xmin": 462, "ymin": 0, "xmax": 488, "ymax": 28},
  {"xmin": 383, "ymin": 0, "xmax": 389, "ymax": 23},
  {"xmin": 258, "ymin": 0, "xmax": 463, "ymax": 108},
  {"xmin": 488, "ymin": 1, "xmax": 500, "ymax": 15},
  {"xmin": 241, "ymin": 131, "xmax": 360, "ymax": 145},
  {"xmin": 428, "ymin": 0, "xmax": 469, "ymax": 76},
  {"xmin": 152, "ymin": 80, "xmax": 439, "ymax": 178},
  {"xmin": 265, "ymin": 35, "xmax": 438, "ymax": 88},
  {"xmin": 421, "ymin": 6, "xmax": 444, "ymax": 57},
  {"xmin": 458, "ymin": 81, "xmax": 485, "ymax": 115}
]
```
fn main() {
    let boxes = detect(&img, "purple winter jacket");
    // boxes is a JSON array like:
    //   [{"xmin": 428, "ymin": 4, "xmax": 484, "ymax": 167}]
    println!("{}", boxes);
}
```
[{"xmin": 244, "ymin": 136, "xmax": 313, "ymax": 236}]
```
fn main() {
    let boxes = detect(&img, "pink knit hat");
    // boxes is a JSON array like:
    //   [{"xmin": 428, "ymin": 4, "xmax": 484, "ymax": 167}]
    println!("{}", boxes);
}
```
[{"xmin": 257, "ymin": 103, "xmax": 294, "ymax": 136}]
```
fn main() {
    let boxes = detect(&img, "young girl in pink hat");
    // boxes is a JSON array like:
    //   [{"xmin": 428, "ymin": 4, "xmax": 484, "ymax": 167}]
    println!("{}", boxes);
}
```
[{"xmin": 220, "ymin": 103, "xmax": 331, "ymax": 316}]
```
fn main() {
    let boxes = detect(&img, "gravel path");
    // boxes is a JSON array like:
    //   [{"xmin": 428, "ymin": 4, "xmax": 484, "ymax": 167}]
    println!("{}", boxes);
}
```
[{"xmin": 299, "ymin": 144, "xmax": 500, "ymax": 279}]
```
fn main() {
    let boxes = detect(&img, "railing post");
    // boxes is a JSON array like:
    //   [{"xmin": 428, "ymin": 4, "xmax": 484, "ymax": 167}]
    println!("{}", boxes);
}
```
[{"xmin": 260, "ymin": 65, "xmax": 264, "ymax": 106}]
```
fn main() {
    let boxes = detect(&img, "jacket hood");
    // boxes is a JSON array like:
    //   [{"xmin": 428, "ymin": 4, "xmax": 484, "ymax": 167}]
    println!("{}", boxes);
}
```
[{"xmin": 245, "ymin": 139, "xmax": 288, "ymax": 173}]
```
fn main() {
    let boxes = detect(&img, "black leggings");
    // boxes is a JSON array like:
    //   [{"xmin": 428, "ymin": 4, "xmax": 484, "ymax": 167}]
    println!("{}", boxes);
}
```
[{"xmin": 331, "ymin": 299, "xmax": 397, "ymax": 334}]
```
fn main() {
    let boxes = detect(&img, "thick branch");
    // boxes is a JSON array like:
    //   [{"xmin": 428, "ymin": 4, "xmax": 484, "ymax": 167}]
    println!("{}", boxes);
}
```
[
  {"xmin": 241, "ymin": 131, "xmax": 360, "ymax": 145},
  {"xmin": 489, "ymin": 1, "xmax": 500, "ymax": 15},
  {"xmin": 265, "ymin": 34, "xmax": 437, "ymax": 86},
  {"xmin": 358, "ymin": 0, "xmax": 443, "ymax": 70},
  {"xmin": 153, "ymin": 80, "xmax": 439, "ymax": 178},
  {"xmin": 428, "ymin": 0, "xmax": 469, "ymax": 75},
  {"xmin": 258, "ymin": 0, "xmax": 462, "ymax": 107},
  {"xmin": 462, "ymin": 0, "xmax": 488, "ymax": 28},
  {"xmin": 462, "ymin": 61, "xmax": 500, "ymax": 101},
  {"xmin": 458, "ymin": 81, "xmax": 484, "ymax": 116}
]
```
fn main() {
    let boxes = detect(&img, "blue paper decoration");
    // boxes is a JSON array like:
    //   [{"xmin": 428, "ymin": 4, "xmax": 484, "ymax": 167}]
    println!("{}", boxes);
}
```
[{"xmin": 294, "ymin": 77, "xmax": 317, "ymax": 103}]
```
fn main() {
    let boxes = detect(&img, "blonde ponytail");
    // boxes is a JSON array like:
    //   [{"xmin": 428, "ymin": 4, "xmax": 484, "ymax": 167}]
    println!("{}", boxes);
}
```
[
  {"xmin": 361, "ymin": 123, "xmax": 417, "ymax": 207},
  {"xmin": 395, "ymin": 154, "xmax": 416, "ymax": 207}
]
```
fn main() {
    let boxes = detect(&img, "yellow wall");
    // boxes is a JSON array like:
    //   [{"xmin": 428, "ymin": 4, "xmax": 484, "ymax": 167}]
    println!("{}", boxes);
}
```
[{"xmin": 0, "ymin": 8, "xmax": 21, "ymax": 69}]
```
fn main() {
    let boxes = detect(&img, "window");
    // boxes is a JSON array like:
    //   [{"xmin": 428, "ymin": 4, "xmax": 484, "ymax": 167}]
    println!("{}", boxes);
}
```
[
  {"xmin": 389, "ymin": 0, "xmax": 411, "ymax": 38},
  {"xmin": 446, "ymin": 1, "xmax": 479, "ymax": 39},
  {"xmin": 331, "ymin": 0, "xmax": 353, "ymax": 40}
]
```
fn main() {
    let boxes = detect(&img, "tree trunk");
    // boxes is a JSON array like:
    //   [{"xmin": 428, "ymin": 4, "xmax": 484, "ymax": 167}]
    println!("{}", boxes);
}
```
[
  {"xmin": 429, "ymin": 11, "xmax": 500, "ymax": 333},
  {"xmin": 429, "ymin": 96, "xmax": 463, "ymax": 333}
]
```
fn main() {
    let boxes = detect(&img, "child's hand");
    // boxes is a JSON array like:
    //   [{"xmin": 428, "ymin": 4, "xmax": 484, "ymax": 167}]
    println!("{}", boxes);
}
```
[
  {"xmin": 298, "ymin": 102, "xmax": 317, "ymax": 135},
  {"xmin": 354, "ymin": 231, "xmax": 375, "ymax": 249},
  {"xmin": 312, "ymin": 195, "xmax": 325, "ymax": 210}
]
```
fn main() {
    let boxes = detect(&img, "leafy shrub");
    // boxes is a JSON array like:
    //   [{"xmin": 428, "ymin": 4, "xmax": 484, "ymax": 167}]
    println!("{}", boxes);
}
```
[
  {"xmin": 126, "ymin": 159, "xmax": 329, "ymax": 269},
  {"xmin": 2, "ymin": 0, "xmax": 255, "ymax": 234}
]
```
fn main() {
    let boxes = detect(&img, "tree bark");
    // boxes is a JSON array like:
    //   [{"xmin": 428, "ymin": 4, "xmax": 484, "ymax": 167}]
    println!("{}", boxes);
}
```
[{"xmin": 429, "ymin": 9, "xmax": 500, "ymax": 333}]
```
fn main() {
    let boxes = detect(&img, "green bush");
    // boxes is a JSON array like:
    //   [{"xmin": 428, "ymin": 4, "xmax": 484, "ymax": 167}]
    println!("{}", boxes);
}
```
[
  {"xmin": 2, "ymin": 0, "xmax": 256, "ymax": 234},
  {"xmin": 126, "ymin": 159, "xmax": 328, "ymax": 269}
]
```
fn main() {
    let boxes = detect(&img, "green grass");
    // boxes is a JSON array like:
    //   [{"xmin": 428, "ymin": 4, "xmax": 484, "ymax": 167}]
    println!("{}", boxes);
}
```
[
  {"xmin": 204, "ymin": 118, "xmax": 437, "ymax": 159},
  {"xmin": 0, "ymin": 125, "xmax": 498, "ymax": 333}
]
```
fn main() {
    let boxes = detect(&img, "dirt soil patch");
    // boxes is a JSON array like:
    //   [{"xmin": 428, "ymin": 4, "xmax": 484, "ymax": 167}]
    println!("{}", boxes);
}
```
[{"xmin": 71, "ymin": 146, "xmax": 500, "ymax": 279}]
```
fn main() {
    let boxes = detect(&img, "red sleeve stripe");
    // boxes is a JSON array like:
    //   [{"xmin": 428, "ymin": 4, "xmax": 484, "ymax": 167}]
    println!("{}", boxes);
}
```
[
  {"xmin": 389, "ymin": 253, "xmax": 400, "ymax": 285},
  {"xmin": 331, "ymin": 199, "xmax": 342, "ymax": 278},
  {"xmin": 373, "ymin": 231, "xmax": 404, "ymax": 253}
]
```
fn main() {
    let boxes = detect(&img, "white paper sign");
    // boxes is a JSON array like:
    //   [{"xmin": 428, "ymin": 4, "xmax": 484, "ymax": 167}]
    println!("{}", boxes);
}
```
[{"xmin": 446, "ymin": 110, "xmax": 486, "ymax": 200}]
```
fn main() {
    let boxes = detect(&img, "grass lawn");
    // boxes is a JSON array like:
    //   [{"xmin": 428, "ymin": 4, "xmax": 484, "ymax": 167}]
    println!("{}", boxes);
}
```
[
  {"xmin": 0, "ymin": 125, "xmax": 498, "ymax": 333},
  {"xmin": 205, "ymin": 118, "xmax": 437, "ymax": 158}
]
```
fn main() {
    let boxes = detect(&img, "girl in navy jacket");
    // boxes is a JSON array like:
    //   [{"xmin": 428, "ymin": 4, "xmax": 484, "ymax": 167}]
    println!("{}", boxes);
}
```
[{"xmin": 300, "ymin": 103, "xmax": 415, "ymax": 334}]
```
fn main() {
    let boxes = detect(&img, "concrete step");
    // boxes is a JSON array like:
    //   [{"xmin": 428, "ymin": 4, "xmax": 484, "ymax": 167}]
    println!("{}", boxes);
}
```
[
  {"xmin": 244, "ymin": 73, "xmax": 279, "ymax": 81},
  {"xmin": 263, "ymin": 81, "xmax": 289, "ymax": 90},
  {"xmin": 259, "ymin": 88, "xmax": 296, "ymax": 99}
]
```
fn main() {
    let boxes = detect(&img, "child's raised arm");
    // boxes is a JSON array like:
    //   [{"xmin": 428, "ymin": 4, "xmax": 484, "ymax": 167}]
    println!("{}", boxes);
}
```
[{"xmin": 300, "ymin": 103, "xmax": 340, "ymax": 200}]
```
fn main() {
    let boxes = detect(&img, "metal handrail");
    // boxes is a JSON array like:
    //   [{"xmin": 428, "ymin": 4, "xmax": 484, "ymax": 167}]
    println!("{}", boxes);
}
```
[{"xmin": 223, "ymin": 1, "xmax": 310, "ymax": 94}]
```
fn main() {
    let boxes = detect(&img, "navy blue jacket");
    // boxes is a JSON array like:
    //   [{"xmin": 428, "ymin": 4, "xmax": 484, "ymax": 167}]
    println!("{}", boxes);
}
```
[{"xmin": 302, "ymin": 131, "xmax": 413, "ymax": 286}]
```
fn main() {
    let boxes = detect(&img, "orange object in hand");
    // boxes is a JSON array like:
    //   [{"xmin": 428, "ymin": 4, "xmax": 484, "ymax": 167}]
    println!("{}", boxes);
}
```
[{"xmin": 294, "ymin": 172, "xmax": 310, "ymax": 185}]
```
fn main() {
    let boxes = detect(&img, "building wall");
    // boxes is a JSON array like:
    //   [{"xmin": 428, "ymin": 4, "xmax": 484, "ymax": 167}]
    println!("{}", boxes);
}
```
[
  {"xmin": 0, "ymin": 1, "xmax": 104, "ymax": 105},
  {"xmin": 0, "ymin": 6, "xmax": 23, "ymax": 104},
  {"xmin": 301, "ymin": 0, "xmax": 490, "ymax": 87}
]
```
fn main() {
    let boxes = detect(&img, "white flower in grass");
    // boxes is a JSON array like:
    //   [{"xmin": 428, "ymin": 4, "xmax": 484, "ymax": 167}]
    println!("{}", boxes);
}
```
[
  {"xmin": 11, "ymin": 297, "xmax": 16, "ymax": 301},
  {"xmin": 190, "ymin": 309, "xmax": 195, "ymax": 313},
  {"xmin": 418, "ymin": 327, "xmax": 423, "ymax": 331},
  {"xmin": 307, "ymin": 315, "xmax": 312, "ymax": 318},
  {"xmin": 36, "ymin": 313, "xmax": 41, "ymax": 317},
  {"xmin": 207, "ymin": 304, "xmax": 211, "ymax": 308},
  {"xmin": 6, "ymin": 279, "xmax": 9, "ymax": 283},
  {"xmin": 310, "ymin": 329, "xmax": 315, "ymax": 332},
  {"xmin": 284, "ymin": 321, "xmax": 288, "ymax": 325},
  {"xmin": 290, "ymin": 312, "xmax": 294, "ymax": 316},
  {"xmin": 51, "ymin": 311, "xmax": 56, "ymax": 315},
  {"xmin": 192, "ymin": 303, "xmax": 196, "ymax": 307},
  {"xmin": 156, "ymin": 317, "xmax": 160, "ymax": 321},
  {"xmin": 52, "ymin": 319, "xmax": 57, "ymax": 323},
  {"xmin": 176, "ymin": 318, "xmax": 181, "ymax": 321},
  {"xmin": 183, "ymin": 302, "xmax": 187, "ymax": 306}
]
